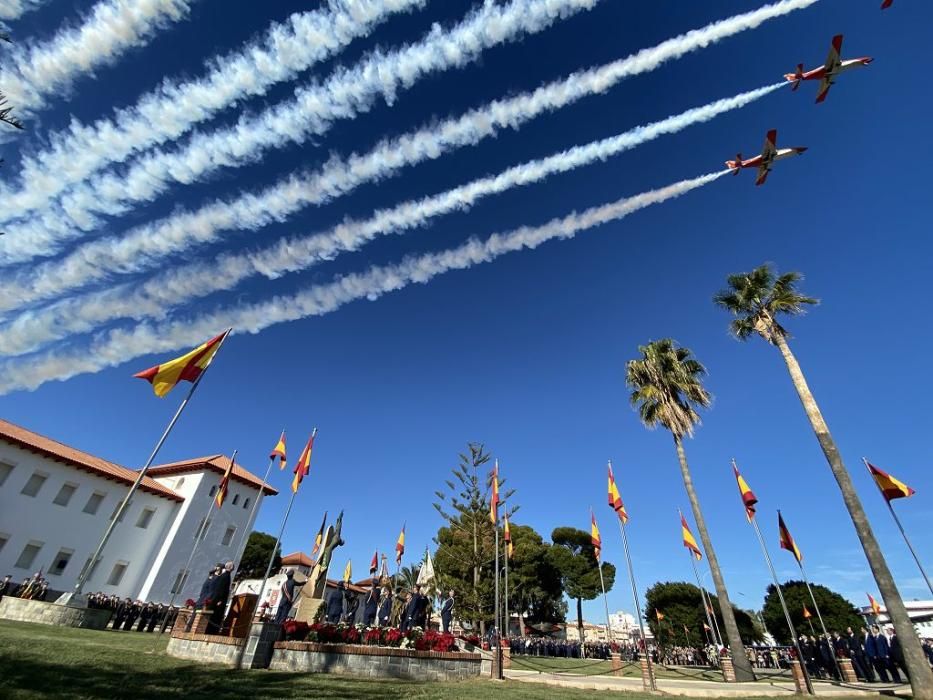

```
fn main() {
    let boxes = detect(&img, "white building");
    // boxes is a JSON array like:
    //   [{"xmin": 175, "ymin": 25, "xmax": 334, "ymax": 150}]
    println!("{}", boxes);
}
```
[
  {"xmin": 0, "ymin": 418, "xmax": 276, "ymax": 605},
  {"xmin": 860, "ymin": 600, "xmax": 933, "ymax": 639}
]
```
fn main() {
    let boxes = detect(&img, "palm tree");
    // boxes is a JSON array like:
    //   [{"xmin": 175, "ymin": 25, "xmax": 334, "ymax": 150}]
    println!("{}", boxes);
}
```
[
  {"xmin": 714, "ymin": 264, "xmax": 933, "ymax": 697},
  {"xmin": 626, "ymin": 339, "xmax": 755, "ymax": 682}
]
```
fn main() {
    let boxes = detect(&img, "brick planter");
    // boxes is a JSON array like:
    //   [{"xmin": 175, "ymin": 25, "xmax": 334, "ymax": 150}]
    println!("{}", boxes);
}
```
[
  {"xmin": 720, "ymin": 656, "xmax": 736, "ymax": 682},
  {"xmin": 640, "ymin": 657, "xmax": 657, "ymax": 691},
  {"xmin": 789, "ymin": 660, "xmax": 812, "ymax": 694},
  {"xmin": 838, "ymin": 658, "xmax": 858, "ymax": 683},
  {"xmin": 270, "ymin": 641, "xmax": 482, "ymax": 681},
  {"xmin": 166, "ymin": 631, "xmax": 246, "ymax": 667}
]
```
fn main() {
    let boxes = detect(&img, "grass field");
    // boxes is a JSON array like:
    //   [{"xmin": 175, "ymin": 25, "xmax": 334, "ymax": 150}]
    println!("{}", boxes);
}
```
[
  {"xmin": 508, "ymin": 655, "xmax": 790, "ymax": 683},
  {"xmin": 0, "ymin": 620, "xmax": 861, "ymax": 700}
]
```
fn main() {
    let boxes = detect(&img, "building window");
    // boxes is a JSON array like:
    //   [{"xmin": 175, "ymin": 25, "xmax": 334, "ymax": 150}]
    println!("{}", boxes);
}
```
[
  {"xmin": 194, "ymin": 517, "xmax": 211, "ymax": 541},
  {"xmin": 52, "ymin": 482, "xmax": 79, "ymax": 507},
  {"xmin": 49, "ymin": 548, "xmax": 74, "ymax": 576},
  {"xmin": 242, "ymin": 497, "xmax": 250, "ymax": 509},
  {"xmin": 221, "ymin": 526, "xmax": 236, "ymax": 547},
  {"xmin": 14, "ymin": 541, "xmax": 43, "ymax": 570},
  {"xmin": 109, "ymin": 502, "xmax": 126, "ymax": 522},
  {"xmin": 20, "ymin": 471, "xmax": 48, "ymax": 497},
  {"xmin": 0, "ymin": 461, "xmax": 13, "ymax": 486},
  {"xmin": 83, "ymin": 491, "xmax": 106, "ymax": 515},
  {"xmin": 232, "ymin": 493, "xmax": 239, "ymax": 506},
  {"xmin": 135, "ymin": 507, "xmax": 156, "ymax": 529},
  {"xmin": 170, "ymin": 569, "xmax": 189, "ymax": 595},
  {"xmin": 208, "ymin": 485, "xmax": 217, "ymax": 498},
  {"xmin": 107, "ymin": 561, "xmax": 129, "ymax": 586}
]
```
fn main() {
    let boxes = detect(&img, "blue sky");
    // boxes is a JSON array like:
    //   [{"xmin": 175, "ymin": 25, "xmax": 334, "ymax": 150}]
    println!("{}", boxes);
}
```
[{"xmin": 2, "ymin": 0, "xmax": 931, "ymax": 624}]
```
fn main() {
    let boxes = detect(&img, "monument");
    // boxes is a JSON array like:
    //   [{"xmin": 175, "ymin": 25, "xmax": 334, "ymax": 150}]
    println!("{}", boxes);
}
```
[{"xmin": 294, "ymin": 510, "xmax": 344, "ymax": 622}]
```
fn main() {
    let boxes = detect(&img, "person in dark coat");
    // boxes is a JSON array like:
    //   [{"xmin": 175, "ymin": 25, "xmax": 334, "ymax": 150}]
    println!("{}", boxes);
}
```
[
  {"xmin": 326, "ymin": 582, "xmax": 345, "ymax": 624},
  {"xmin": 136, "ymin": 603, "xmax": 151, "ymax": 632},
  {"xmin": 207, "ymin": 562, "xmax": 233, "ymax": 634},
  {"xmin": 377, "ymin": 586, "xmax": 393, "ymax": 627},
  {"xmin": 887, "ymin": 629, "xmax": 907, "ymax": 682},
  {"xmin": 403, "ymin": 585, "xmax": 429, "ymax": 631},
  {"xmin": 343, "ymin": 590, "xmax": 359, "ymax": 624},
  {"xmin": 818, "ymin": 634, "xmax": 838, "ymax": 680},
  {"xmin": 845, "ymin": 627, "xmax": 872, "ymax": 681},
  {"xmin": 274, "ymin": 570, "xmax": 305, "ymax": 625},
  {"xmin": 865, "ymin": 625, "xmax": 891, "ymax": 682},
  {"xmin": 122, "ymin": 601, "xmax": 140, "ymax": 631},
  {"xmin": 0, "ymin": 574, "xmax": 12, "ymax": 599},
  {"xmin": 440, "ymin": 590, "xmax": 455, "ymax": 633},
  {"xmin": 362, "ymin": 581, "xmax": 379, "ymax": 626}
]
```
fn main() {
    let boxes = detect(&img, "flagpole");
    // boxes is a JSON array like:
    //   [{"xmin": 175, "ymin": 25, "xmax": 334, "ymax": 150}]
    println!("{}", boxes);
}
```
[
  {"xmin": 796, "ymin": 554, "xmax": 842, "ymax": 681},
  {"xmin": 494, "ymin": 522, "xmax": 502, "ymax": 678},
  {"xmin": 616, "ymin": 517, "xmax": 656, "ymax": 691},
  {"xmin": 230, "ymin": 454, "xmax": 277, "ymax": 585},
  {"xmin": 592, "ymin": 508, "xmax": 612, "ymax": 645},
  {"xmin": 863, "ymin": 459, "xmax": 933, "ymax": 596},
  {"xmin": 158, "ymin": 449, "xmax": 236, "ymax": 631},
  {"xmin": 749, "ymin": 516, "xmax": 813, "ymax": 694},
  {"xmin": 254, "ymin": 427, "xmax": 315, "ymax": 620},
  {"xmin": 61, "ymin": 331, "xmax": 231, "ymax": 605},
  {"xmin": 688, "ymin": 550, "xmax": 719, "ymax": 648},
  {"xmin": 805, "ymin": 615, "xmax": 816, "ymax": 636},
  {"xmin": 503, "ymin": 523, "xmax": 510, "ymax": 639}
]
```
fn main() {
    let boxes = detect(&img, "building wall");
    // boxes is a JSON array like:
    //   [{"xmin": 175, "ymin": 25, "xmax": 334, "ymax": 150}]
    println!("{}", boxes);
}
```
[{"xmin": 0, "ymin": 441, "xmax": 180, "ymax": 598}]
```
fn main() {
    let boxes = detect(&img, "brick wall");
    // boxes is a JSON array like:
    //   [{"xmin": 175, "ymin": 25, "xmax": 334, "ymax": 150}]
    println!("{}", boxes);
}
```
[
  {"xmin": 166, "ymin": 631, "xmax": 246, "ymax": 667},
  {"xmin": 0, "ymin": 597, "xmax": 111, "ymax": 630}
]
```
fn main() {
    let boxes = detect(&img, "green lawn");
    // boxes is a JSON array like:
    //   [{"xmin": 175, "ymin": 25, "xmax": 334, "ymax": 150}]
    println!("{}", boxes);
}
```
[
  {"xmin": 0, "ymin": 620, "xmax": 857, "ymax": 700},
  {"xmin": 509, "ymin": 655, "xmax": 789, "ymax": 683}
]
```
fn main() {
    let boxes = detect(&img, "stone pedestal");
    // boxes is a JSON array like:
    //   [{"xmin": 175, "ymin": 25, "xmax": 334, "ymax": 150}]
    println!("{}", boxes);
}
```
[
  {"xmin": 789, "ymin": 660, "xmax": 810, "ymax": 694},
  {"xmin": 838, "ymin": 658, "xmax": 858, "ymax": 683},
  {"xmin": 610, "ymin": 653, "xmax": 623, "ymax": 676},
  {"xmin": 720, "ymin": 656, "xmax": 736, "ymax": 682},
  {"xmin": 237, "ymin": 621, "xmax": 281, "ymax": 669},
  {"xmin": 190, "ymin": 610, "xmax": 210, "ymax": 634},
  {"xmin": 0, "ymin": 597, "xmax": 110, "ymax": 630},
  {"xmin": 640, "ymin": 658, "xmax": 657, "ymax": 691}
]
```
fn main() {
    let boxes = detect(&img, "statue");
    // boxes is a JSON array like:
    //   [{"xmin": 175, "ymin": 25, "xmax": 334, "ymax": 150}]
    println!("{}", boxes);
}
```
[{"xmin": 294, "ymin": 510, "xmax": 344, "ymax": 622}]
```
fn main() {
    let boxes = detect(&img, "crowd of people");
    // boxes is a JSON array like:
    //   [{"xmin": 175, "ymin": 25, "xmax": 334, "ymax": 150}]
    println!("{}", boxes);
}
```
[
  {"xmin": 792, "ymin": 625, "xmax": 926, "ymax": 683},
  {"xmin": 318, "ymin": 581, "xmax": 439, "ymax": 633},
  {"xmin": 0, "ymin": 572, "xmax": 50, "ymax": 601},
  {"xmin": 87, "ymin": 594, "xmax": 180, "ymax": 633},
  {"xmin": 508, "ymin": 636, "xmax": 624, "ymax": 659}
]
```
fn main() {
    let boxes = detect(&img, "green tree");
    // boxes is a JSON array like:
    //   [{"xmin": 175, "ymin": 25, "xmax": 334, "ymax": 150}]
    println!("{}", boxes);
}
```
[
  {"xmin": 714, "ymin": 264, "xmax": 933, "ymax": 698},
  {"xmin": 645, "ymin": 581, "xmax": 762, "ymax": 649},
  {"xmin": 236, "ymin": 531, "xmax": 280, "ymax": 581},
  {"xmin": 396, "ymin": 564, "xmax": 419, "ymax": 592},
  {"xmin": 626, "ymin": 339, "xmax": 755, "ymax": 681},
  {"xmin": 505, "ymin": 523, "xmax": 566, "ymax": 628},
  {"xmin": 433, "ymin": 443, "xmax": 515, "ymax": 633},
  {"xmin": 549, "ymin": 527, "xmax": 616, "ymax": 642},
  {"xmin": 762, "ymin": 581, "xmax": 865, "ymax": 645}
]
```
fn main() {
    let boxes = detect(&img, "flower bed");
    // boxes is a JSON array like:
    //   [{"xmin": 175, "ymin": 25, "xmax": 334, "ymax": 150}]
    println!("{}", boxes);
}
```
[{"xmin": 280, "ymin": 622, "xmax": 461, "ymax": 652}]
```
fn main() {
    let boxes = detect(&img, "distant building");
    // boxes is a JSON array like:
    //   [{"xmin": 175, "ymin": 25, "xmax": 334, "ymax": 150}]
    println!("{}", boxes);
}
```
[
  {"xmin": 0, "ymin": 418, "xmax": 276, "ymax": 605},
  {"xmin": 860, "ymin": 599, "xmax": 933, "ymax": 639}
]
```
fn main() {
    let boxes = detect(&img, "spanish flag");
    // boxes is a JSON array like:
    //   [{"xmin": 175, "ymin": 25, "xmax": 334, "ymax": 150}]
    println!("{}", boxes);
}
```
[
  {"xmin": 590, "ymin": 510, "xmax": 602, "ymax": 562},
  {"xmin": 656, "ymin": 609, "xmax": 665, "ymax": 621},
  {"xmin": 311, "ymin": 511, "xmax": 327, "ymax": 559},
  {"xmin": 778, "ymin": 511, "xmax": 802, "ymax": 563},
  {"xmin": 369, "ymin": 550, "xmax": 379, "ymax": 575},
  {"xmin": 133, "ymin": 330, "xmax": 229, "ymax": 397},
  {"xmin": 490, "ymin": 460, "xmax": 500, "ymax": 524},
  {"xmin": 680, "ymin": 511, "xmax": 702, "ymax": 560},
  {"xmin": 291, "ymin": 430, "xmax": 316, "ymax": 494},
  {"xmin": 270, "ymin": 431, "xmax": 287, "ymax": 468},
  {"xmin": 607, "ymin": 461, "xmax": 629, "ymax": 524},
  {"xmin": 395, "ymin": 524, "xmax": 405, "ymax": 565},
  {"xmin": 343, "ymin": 560, "xmax": 352, "ymax": 583},
  {"xmin": 504, "ymin": 513, "xmax": 513, "ymax": 559},
  {"xmin": 215, "ymin": 454, "xmax": 236, "ymax": 508},
  {"xmin": 867, "ymin": 593, "xmax": 882, "ymax": 616},
  {"xmin": 732, "ymin": 462, "xmax": 758, "ymax": 521},
  {"xmin": 865, "ymin": 461, "xmax": 915, "ymax": 502},
  {"xmin": 803, "ymin": 605, "xmax": 812, "ymax": 620}
]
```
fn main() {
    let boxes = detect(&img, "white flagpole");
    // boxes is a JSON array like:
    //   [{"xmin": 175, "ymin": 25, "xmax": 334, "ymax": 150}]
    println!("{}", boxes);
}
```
[{"xmin": 230, "ymin": 449, "xmax": 281, "ymax": 585}]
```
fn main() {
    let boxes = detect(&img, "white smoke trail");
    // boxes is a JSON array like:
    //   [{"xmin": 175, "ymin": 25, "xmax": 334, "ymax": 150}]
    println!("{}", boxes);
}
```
[
  {"xmin": 0, "ymin": 0, "xmax": 816, "ymax": 302},
  {"xmin": 0, "ymin": 171, "xmax": 727, "ymax": 395},
  {"xmin": 0, "ymin": 84, "xmax": 782, "ymax": 355},
  {"xmin": 0, "ymin": 0, "xmax": 193, "ymax": 112},
  {"xmin": 2, "ymin": 0, "xmax": 600, "ymax": 257},
  {"xmin": 0, "ymin": 0, "xmax": 48, "ymax": 21},
  {"xmin": 0, "ymin": 0, "xmax": 427, "ymax": 225}
]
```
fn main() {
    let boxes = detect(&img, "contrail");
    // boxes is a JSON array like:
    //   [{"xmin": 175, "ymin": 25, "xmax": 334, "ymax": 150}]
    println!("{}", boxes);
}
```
[
  {"xmin": 0, "ymin": 84, "xmax": 783, "ymax": 356},
  {"xmin": 2, "ymin": 0, "xmax": 601, "ymax": 257},
  {"xmin": 0, "ymin": 0, "xmax": 49, "ymax": 21},
  {"xmin": 0, "ymin": 0, "xmax": 817, "ymax": 299},
  {"xmin": 0, "ymin": 0, "xmax": 194, "ymax": 113},
  {"xmin": 0, "ymin": 171, "xmax": 727, "ymax": 395},
  {"xmin": 0, "ymin": 0, "xmax": 427, "ymax": 225}
]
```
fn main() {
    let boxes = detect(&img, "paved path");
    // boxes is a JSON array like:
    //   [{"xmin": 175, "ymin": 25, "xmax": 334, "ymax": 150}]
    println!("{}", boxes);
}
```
[{"xmin": 505, "ymin": 667, "xmax": 911, "ymax": 697}]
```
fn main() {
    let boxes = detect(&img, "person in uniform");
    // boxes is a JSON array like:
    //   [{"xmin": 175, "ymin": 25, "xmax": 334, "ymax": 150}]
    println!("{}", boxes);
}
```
[
  {"xmin": 440, "ymin": 590, "xmax": 455, "ymax": 633},
  {"xmin": 404, "ymin": 585, "xmax": 428, "ymax": 631},
  {"xmin": 377, "ymin": 586, "xmax": 393, "ymax": 627},
  {"xmin": 343, "ymin": 588, "xmax": 359, "ymax": 624},
  {"xmin": 362, "ymin": 580, "xmax": 379, "ymax": 626},
  {"xmin": 207, "ymin": 562, "xmax": 234, "ymax": 634},
  {"xmin": 274, "ymin": 570, "xmax": 305, "ymax": 625},
  {"xmin": 325, "ymin": 582, "xmax": 345, "ymax": 624}
]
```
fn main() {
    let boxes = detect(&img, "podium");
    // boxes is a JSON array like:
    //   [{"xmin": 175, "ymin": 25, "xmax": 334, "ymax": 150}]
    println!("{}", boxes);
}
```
[{"xmin": 223, "ymin": 593, "xmax": 258, "ymax": 638}]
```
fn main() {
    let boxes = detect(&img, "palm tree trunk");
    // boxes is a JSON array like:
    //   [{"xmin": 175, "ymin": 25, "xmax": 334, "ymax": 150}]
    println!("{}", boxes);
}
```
[
  {"xmin": 773, "ymin": 333, "xmax": 933, "ymax": 698},
  {"xmin": 674, "ymin": 435, "xmax": 755, "ymax": 682}
]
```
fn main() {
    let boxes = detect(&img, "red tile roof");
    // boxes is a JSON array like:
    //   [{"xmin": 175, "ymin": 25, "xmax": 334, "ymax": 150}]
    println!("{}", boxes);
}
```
[
  {"xmin": 147, "ymin": 455, "xmax": 278, "ymax": 495},
  {"xmin": 281, "ymin": 552, "xmax": 314, "ymax": 568},
  {"xmin": 0, "ymin": 418, "xmax": 183, "ymax": 502}
]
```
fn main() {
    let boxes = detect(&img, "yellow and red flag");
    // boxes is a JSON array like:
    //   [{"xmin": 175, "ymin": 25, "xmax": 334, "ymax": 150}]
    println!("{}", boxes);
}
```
[
  {"xmin": 866, "ymin": 461, "xmax": 915, "ymax": 502},
  {"xmin": 343, "ymin": 560, "xmax": 352, "ymax": 583},
  {"xmin": 732, "ymin": 463, "xmax": 758, "ymax": 521},
  {"xmin": 607, "ymin": 461, "xmax": 629, "ymax": 524},
  {"xmin": 504, "ymin": 513, "xmax": 513, "ymax": 559},
  {"xmin": 803, "ymin": 605, "xmax": 812, "ymax": 620},
  {"xmin": 490, "ymin": 460, "xmax": 500, "ymax": 524},
  {"xmin": 270, "ymin": 431, "xmax": 287, "ymax": 468},
  {"xmin": 290, "ymin": 430, "xmax": 316, "ymax": 494},
  {"xmin": 778, "ymin": 511, "xmax": 802, "ymax": 563},
  {"xmin": 311, "ymin": 511, "xmax": 327, "ymax": 559},
  {"xmin": 133, "ymin": 330, "xmax": 229, "ymax": 397},
  {"xmin": 395, "ymin": 524, "xmax": 405, "ymax": 565},
  {"xmin": 590, "ymin": 510, "xmax": 602, "ymax": 561},
  {"xmin": 867, "ymin": 593, "xmax": 882, "ymax": 616},
  {"xmin": 703, "ymin": 622, "xmax": 712, "ymax": 632},
  {"xmin": 369, "ymin": 550, "xmax": 379, "ymax": 575},
  {"xmin": 655, "ymin": 610, "xmax": 665, "ymax": 621},
  {"xmin": 215, "ymin": 454, "xmax": 236, "ymax": 508},
  {"xmin": 680, "ymin": 512, "xmax": 703, "ymax": 560}
]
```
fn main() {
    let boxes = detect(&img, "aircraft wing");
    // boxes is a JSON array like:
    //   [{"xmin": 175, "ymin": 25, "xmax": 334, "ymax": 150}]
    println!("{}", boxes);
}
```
[
  {"xmin": 761, "ymin": 130, "xmax": 778, "ymax": 161},
  {"xmin": 823, "ymin": 35, "xmax": 843, "ymax": 73},
  {"xmin": 755, "ymin": 163, "xmax": 770, "ymax": 186},
  {"xmin": 815, "ymin": 77, "xmax": 833, "ymax": 103}
]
